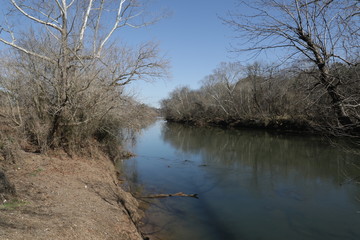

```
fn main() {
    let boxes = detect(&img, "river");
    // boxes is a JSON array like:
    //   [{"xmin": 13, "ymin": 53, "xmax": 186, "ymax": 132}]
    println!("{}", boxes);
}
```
[{"xmin": 122, "ymin": 120, "xmax": 360, "ymax": 240}]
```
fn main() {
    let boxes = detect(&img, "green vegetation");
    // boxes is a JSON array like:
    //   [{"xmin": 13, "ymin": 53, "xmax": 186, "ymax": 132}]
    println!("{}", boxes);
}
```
[
  {"xmin": 0, "ymin": 199, "xmax": 27, "ymax": 210},
  {"xmin": 29, "ymin": 168, "xmax": 44, "ymax": 177}
]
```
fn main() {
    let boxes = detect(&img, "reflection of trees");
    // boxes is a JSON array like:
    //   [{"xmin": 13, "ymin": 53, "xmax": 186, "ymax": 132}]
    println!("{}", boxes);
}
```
[{"xmin": 161, "ymin": 122, "xmax": 360, "ymax": 185}]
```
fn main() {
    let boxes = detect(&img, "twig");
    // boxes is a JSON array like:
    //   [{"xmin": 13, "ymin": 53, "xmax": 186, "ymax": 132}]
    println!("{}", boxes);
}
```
[{"xmin": 141, "ymin": 192, "xmax": 199, "ymax": 199}]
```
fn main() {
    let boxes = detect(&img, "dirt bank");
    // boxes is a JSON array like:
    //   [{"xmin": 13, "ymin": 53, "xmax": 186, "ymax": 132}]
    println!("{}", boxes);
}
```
[{"xmin": 0, "ymin": 150, "xmax": 144, "ymax": 240}]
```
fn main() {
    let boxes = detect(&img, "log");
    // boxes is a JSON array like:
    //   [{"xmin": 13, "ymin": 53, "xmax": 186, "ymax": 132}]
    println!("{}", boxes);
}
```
[{"xmin": 142, "ymin": 192, "xmax": 199, "ymax": 199}]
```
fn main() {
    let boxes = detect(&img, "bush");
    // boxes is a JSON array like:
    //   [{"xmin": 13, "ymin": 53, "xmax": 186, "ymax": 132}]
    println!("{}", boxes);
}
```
[{"xmin": 161, "ymin": 62, "xmax": 360, "ymax": 135}]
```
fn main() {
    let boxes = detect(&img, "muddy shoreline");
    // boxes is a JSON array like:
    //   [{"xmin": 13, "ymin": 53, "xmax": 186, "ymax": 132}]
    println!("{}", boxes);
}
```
[{"xmin": 0, "ymin": 150, "xmax": 145, "ymax": 240}]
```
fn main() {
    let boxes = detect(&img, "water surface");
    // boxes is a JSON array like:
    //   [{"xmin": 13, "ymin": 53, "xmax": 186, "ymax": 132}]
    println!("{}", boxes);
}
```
[{"xmin": 123, "ymin": 120, "xmax": 360, "ymax": 240}]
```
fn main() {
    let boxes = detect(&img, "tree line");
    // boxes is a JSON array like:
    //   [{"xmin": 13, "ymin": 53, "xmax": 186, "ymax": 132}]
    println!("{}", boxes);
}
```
[
  {"xmin": 162, "ymin": 0, "xmax": 359, "ymax": 137},
  {"xmin": 161, "ymin": 62, "xmax": 359, "ymax": 133}
]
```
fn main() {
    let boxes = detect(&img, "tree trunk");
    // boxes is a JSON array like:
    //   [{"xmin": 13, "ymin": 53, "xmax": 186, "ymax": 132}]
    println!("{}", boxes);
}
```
[
  {"xmin": 296, "ymin": 28, "xmax": 353, "ymax": 127},
  {"xmin": 47, "ymin": 9, "xmax": 71, "ymax": 148},
  {"xmin": 319, "ymin": 67, "xmax": 352, "ymax": 126},
  {"xmin": 327, "ymin": 86, "xmax": 353, "ymax": 126}
]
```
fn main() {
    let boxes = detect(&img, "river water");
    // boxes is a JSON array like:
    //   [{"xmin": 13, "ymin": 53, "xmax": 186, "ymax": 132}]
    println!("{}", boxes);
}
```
[{"xmin": 122, "ymin": 120, "xmax": 360, "ymax": 240}]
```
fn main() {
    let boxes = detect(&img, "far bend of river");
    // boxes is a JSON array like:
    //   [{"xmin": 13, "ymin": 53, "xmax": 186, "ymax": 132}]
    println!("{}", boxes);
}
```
[{"xmin": 122, "ymin": 120, "xmax": 360, "ymax": 240}]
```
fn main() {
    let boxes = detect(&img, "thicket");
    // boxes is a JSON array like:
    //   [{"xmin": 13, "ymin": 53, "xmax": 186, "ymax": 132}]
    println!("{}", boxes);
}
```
[
  {"xmin": 0, "ymin": 50, "xmax": 160, "ymax": 154},
  {"xmin": 0, "ymin": 0, "xmax": 167, "ymax": 159},
  {"xmin": 162, "ymin": 0, "xmax": 360, "ymax": 138},
  {"xmin": 161, "ymin": 61, "xmax": 360, "ymax": 135}
]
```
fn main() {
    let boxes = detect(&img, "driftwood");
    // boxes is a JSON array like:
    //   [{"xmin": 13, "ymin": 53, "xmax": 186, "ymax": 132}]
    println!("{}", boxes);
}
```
[{"xmin": 142, "ymin": 192, "xmax": 199, "ymax": 199}]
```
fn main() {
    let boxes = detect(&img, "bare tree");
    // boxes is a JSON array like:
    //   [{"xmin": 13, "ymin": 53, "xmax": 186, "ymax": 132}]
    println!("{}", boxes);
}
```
[
  {"xmin": 201, "ymin": 62, "xmax": 244, "ymax": 118},
  {"xmin": 224, "ymin": 0, "xmax": 360, "ymax": 130},
  {"xmin": 0, "ymin": 0, "xmax": 168, "ymax": 151}
]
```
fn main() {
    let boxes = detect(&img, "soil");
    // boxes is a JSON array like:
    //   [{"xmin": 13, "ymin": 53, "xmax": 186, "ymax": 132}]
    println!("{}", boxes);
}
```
[{"xmin": 0, "ymin": 150, "xmax": 144, "ymax": 240}]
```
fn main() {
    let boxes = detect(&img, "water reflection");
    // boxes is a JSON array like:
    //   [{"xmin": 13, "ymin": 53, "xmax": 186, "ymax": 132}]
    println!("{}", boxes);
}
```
[
  {"xmin": 125, "ymin": 121, "xmax": 360, "ymax": 240},
  {"xmin": 162, "ymin": 122, "xmax": 358, "ymax": 186}
]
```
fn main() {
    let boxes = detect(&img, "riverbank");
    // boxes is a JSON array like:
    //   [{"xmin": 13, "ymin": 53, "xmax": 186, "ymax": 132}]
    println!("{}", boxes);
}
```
[
  {"xmin": 0, "ymin": 150, "xmax": 144, "ymax": 240},
  {"xmin": 122, "ymin": 120, "xmax": 360, "ymax": 240},
  {"xmin": 165, "ymin": 117, "xmax": 313, "ymax": 134}
]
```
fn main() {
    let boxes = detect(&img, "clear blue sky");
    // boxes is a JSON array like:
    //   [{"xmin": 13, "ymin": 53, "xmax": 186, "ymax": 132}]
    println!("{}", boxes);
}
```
[
  {"xmin": 121, "ymin": 0, "xmax": 239, "ymax": 107},
  {"xmin": 0, "ymin": 0, "xmax": 251, "ymax": 108}
]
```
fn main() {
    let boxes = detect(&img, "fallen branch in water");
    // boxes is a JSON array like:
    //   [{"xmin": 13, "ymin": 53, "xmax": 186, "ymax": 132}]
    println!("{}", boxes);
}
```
[{"xmin": 141, "ymin": 192, "xmax": 199, "ymax": 199}]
